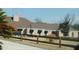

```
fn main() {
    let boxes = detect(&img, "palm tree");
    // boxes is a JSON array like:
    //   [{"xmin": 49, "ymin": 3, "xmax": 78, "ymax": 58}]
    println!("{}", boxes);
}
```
[
  {"xmin": 0, "ymin": 8, "xmax": 14, "ymax": 49},
  {"xmin": 0, "ymin": 8, "xmax": 14, "ymax": 38}
]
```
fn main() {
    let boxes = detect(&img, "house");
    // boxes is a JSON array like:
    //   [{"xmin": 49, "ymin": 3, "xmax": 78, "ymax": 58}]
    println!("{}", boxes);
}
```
[
  {"xmin": 59, "ymin": 26, "xmax": 79, "ymax": 38},
  {"xmin": 8, "ymin": 14, "xmax": 79, "ymax": 38}
]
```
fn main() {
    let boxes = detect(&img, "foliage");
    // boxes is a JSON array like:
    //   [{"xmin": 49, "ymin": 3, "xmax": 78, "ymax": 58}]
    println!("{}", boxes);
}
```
[
  {"xmin": 34, "ymin": 18, "xmax": 44, "ymax": 23},
  {"xmin": 44, "ymin": 31, "xmax": 48, "ymax": 36},
  {"xmin": 37, "ymin": 30, "xmax": 42, "ymax": 35},
  {"xmin": 59, "ymin": 14, "xmax": 74, "ymax": 36},
  {"xmin": 29, "ymin": 29, "xmax": 34, "ymax": 35},
  {"xmin": 0, "ymin": 8, "xmax": 14, "ymax": 38}
]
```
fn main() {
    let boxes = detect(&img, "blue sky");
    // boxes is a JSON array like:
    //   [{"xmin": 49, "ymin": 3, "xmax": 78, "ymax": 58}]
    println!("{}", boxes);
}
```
[{"xmin": 3, "ymin": 8, "xmax": 79, "ymax": 24}]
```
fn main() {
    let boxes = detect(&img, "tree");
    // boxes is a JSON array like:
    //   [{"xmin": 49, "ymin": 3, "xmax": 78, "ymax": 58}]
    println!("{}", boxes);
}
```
[
  {"xmin": 37, "ymin": 30, "xmax": 42, "ymax": 44},
  {"xmin": 44, "ymin": 31, "xmax": 48, "ymax": 41},
  {"xmin": 44, "ymin": 31, "xmax": 48, "ymax": 36},
  {"xmin": 59, "ymin": 14, "xmax": 74, "ymax": 36},
  {"xmin": 74, "ymin": 44, "xmax": 79, "ymax": 50},
  {"xmin": 37, "ymin": 30, "xmax": 42, "ymax": 36},
  {"xmin": 29, "ymin": 29, "xmax": 34, "ymax": 35},
  {"xmin": 58, "ymin": 14, "xmax": 74, "ymax": 48},
  {"xmin": 0, "ymin": 8, "xmax": 14, "ymax": 38},
  {"xmin": 34, "ymin": 18, "xmax": 44, "ymax": 23}
]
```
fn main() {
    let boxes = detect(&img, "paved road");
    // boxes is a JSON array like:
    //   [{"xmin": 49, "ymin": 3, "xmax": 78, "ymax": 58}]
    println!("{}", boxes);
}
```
[{"xmin": 0, "ymin": 39, "xmax": 43, "ymax": 50}]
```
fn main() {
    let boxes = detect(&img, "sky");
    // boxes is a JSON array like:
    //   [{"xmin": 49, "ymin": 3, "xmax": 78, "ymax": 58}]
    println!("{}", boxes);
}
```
[{"xmin": 3, "ymin": 8, "xmax": 79, "ymax": 24}]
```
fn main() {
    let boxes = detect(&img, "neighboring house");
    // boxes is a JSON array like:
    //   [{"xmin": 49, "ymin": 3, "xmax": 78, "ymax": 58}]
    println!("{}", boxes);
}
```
[
  {"xmin": 59, "ymin": 26, "xmax": 79, "ymax": 38},
  {"xmin": 8, "ymin": 14, "xmax": 79, "ymax": 38},
  {"xmin": 69, "ymin": 26, "xmax": 79, "ymax": 38}
]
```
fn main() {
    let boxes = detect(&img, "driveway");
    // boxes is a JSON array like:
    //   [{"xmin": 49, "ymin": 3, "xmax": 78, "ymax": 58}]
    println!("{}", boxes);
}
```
[{"xmin": 0, "ymin": 39, "xmax": 43, "ymax": 50}]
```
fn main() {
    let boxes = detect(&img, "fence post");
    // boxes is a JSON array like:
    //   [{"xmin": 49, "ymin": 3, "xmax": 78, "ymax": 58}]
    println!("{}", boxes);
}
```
[
  {"xmin": 59, "ymin": 37, "xmax": 61, "ymax": 48},
  {"xmin": 20, "ymin": 35, "xmax": 23, "ymax": 41},
  {"xmin": 49, "ymin": 37, "xmax": 52, "ymax": 43},
  {"xmin": 37, "ymin": 35, "xmax": 39, "ymax": 44}
]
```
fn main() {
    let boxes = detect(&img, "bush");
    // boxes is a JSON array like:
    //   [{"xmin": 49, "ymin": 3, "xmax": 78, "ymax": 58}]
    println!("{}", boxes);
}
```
[
  {"xmin": 74, "ymin": 45, "xmax": 79, "ymax": 50},
  {"xmin": 0, "ymin": 45, "xmax": 2, "ymax": 50}
]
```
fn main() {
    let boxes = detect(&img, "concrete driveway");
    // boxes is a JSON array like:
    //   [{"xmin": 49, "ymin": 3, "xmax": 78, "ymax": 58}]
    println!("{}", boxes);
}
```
[{"xmin": 0, "ymin": 39, "xmax": 42, "ymax": 50}]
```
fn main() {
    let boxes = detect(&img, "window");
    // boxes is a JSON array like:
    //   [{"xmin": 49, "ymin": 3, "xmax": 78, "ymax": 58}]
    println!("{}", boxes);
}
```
[
  {"xmin": 17, "ymin": 29, "xmax": 22, "ymax": 35},
  {"xmin": 63, "ymin": 33, "xmax": 69, "ymax": 36},
  {"xmin": 17, "ymin": 29, "xmax": 22, "ymax": 31},
  {"xmin": 11, "ymin": 17, "xmax": 13, "ymax": 20},
  {"xmin": 52, "ymin": 31, "xmax": 56, "ymax": 34},
  {"xmin": 72, "ymin": 32, "xmax": 74, "ymax": 37},
  {"xmin": 52, "ymin": 31, "xmax": 59, "ymax": 37},
  {"xmin": 55, "ymin": 31, "xmax": 59, "ymax": 37}
]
